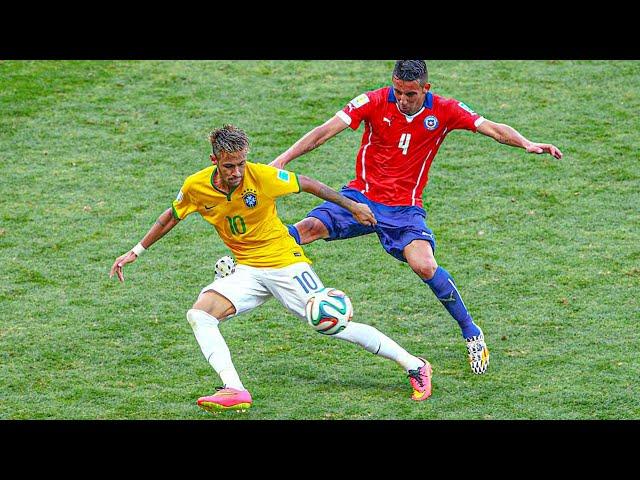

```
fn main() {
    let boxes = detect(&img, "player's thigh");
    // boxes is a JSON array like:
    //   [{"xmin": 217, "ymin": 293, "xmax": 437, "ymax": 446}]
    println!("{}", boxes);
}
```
[
  {"xmin": 195, "ymin": 265, "xmax": 272, "ymax": 322},
  {"xmin": 265, "ymin": 262, "xmax": 325, "ymax": 320},
  {"xmin": 305, "ymin": 188, "xmax": 375, "ymax": 241},
  {"xmin": 193, "ymin": 290, "xmax": 236, "ymax": 320},
  {"xmin": 374, "ymin": 204, "xmax": 437, "ymax": 265}
]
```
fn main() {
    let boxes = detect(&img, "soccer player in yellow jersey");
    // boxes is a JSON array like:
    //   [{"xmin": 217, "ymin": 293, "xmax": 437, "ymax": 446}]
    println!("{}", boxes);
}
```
[{"xmin": 110, "ymin": 125, "xmax": 432, "ymax": 412}]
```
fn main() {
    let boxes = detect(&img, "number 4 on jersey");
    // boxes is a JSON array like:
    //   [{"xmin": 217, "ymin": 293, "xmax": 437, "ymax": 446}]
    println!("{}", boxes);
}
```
[{"xmin": 398, "ymin": 133, "xmax": 411, "ymax": 155}]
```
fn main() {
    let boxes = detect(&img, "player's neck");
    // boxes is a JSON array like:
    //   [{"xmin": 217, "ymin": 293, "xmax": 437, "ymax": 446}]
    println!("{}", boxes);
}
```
[
  {"xmin": 397, "ymin": 103, "xmax": 425, "ymax": 119},
  {"xmin": 213, "ymin": 170, "xmax": 234, "ymax": 194}
]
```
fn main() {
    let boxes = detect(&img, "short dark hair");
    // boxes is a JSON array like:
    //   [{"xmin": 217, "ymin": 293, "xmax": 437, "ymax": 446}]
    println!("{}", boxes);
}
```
[
  {"xmin": 208, "ymin": 124, "xmax": 250, "ymax": 156},
  {"xmin": 393, "ymin": 60, "xmax": 428, "ymax": 85}
]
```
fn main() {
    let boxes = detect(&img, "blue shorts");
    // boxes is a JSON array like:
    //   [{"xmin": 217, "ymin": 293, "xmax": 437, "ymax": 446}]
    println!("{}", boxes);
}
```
[{"xmin": 307, "ymin": 187, "xmax": 436, "ymax": 263}]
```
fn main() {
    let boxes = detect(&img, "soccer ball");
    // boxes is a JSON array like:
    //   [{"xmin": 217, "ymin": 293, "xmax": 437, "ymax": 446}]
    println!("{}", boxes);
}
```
[
  {"xmin": 305, "ymin": 287, "xmax": 353, "ymax": 335},
  {"xmin": 215, "ymin": 255, "xmax": 236, "ymax": 279}
]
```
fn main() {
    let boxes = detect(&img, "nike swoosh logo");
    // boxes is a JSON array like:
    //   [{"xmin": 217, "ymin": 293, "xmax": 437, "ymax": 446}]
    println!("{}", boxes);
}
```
[
  {"xmin": 412, "ymin": 389, "xmax": 428, "ymax": 400},
  {"xmin": 204, "ymin": 205, "xmax": 216, "ymax": 210}
]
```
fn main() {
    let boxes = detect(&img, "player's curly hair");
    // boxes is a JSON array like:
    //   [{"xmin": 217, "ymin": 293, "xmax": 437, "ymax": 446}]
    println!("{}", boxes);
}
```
[
  {"xmin": 393, "ymin": 60, "xmax": 428, "ymax": 85},
  {"xmin": 208, "ymin": 124, "xmax": 250, "ymax": 156}
]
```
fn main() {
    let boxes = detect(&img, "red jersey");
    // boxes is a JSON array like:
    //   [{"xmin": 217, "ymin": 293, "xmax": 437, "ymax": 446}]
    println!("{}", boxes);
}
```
[{"xmin": 336, "ymin": 87, "xmax": 485, "ymax": 207}]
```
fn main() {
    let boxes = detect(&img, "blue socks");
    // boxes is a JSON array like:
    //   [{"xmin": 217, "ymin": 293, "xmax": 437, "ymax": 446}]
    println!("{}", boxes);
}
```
[
  {"xmin": 424, "ymin": 267, "xmax": 481, "ymax": 339},
  {"xmin": 287, "ymin": 224, "xmax": 301, "ymax": 245}
]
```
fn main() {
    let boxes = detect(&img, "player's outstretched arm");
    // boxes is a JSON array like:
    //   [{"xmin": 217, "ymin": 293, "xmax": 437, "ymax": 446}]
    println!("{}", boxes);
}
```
[
  {"xmin": 298, "ymin": 175, "xmax": 377, "ymax": 227},
  {"xmin": 477, "ymin": 119, "xmax": 563, "ymax": 159},
  {"xmin": 270, "ymin": 116, "xmax": 349, "ymax": 169},
  {"xmin": 109, "ymin": 207, "xmax": 180, "ymax": 283}
]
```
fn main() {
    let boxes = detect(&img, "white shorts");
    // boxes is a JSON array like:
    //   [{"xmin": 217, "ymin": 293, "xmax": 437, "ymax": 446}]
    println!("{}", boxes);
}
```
[{"xmin": 199, "ymin": 262, "xmax": 325, "ymax": 321}]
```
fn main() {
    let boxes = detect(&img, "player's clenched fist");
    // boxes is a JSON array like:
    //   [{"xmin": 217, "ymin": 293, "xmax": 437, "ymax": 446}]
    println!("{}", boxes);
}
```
[{"xmin": 351, "ymin": 203, "xmax": 377, "ymax": 227}]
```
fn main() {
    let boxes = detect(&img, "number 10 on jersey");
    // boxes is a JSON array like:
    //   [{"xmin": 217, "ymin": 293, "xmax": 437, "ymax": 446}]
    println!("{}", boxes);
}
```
[
  {"xmin": 226, "ymin": 215, "xmax": 247, "ymax": 235},
  {"xmin": 398, "ymin": 133, "xmax": 411, "ymax": 155}
]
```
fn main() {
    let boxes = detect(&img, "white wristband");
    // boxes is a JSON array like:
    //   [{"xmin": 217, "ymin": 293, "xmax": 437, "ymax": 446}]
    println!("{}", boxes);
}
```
[{"xmin": 132, "ymin": 242, "xmax": 146, "ymax": 257}]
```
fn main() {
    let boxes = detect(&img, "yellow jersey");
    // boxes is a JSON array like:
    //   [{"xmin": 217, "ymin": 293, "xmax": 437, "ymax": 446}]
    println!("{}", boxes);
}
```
[{"xmin": 171, "ymin": 161, "xmax": 311, "ymax": 268}]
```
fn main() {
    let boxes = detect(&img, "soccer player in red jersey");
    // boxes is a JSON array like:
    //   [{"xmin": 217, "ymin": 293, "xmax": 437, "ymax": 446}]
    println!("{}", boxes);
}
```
[{"xmin": 269, "ymin": 61, "xmax": 563, "ymax": 375}]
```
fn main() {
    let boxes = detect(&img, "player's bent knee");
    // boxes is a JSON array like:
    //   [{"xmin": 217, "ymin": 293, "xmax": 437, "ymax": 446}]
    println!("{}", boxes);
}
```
[
  {"xmin": 296, "ymin": 217, "xmax": 329, "ymax": 244},
  {"xmin": 411, "ymin": 260, "xmax": 438, "ymax": 280},
  {"xmin": 186, "ymin": 309, "xmax": 196, "ymax": 328},
  {"xmin": 186, "ymin": 308, "xmax": 219, "ymax": 329},
  {"xmin": 404, "ymin": 240, "xmax": 438, "ymax": 279}
]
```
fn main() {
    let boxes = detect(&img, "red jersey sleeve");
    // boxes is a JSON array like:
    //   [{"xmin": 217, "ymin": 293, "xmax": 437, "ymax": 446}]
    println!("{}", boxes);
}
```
[
  {"xmin": 336, "ymin": 90, "xmax": 381, "ymax": 130},
  {"xmin": 442, "ymin": 97, "xmax": 484, "ymax": 132}
]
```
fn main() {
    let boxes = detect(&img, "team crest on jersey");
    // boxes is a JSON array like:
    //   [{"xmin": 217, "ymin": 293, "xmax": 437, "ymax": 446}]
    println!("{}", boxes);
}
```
[
  {"xmin": 424, "ymin": 115, "xmax": 439, "ymax": 131},
  {"xmin": 242, "ymin": 188, "xmax": 258, "ymax": 208}
]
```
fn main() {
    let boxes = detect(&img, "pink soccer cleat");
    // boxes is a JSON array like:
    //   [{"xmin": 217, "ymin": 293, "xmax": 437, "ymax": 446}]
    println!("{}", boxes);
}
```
[
  {"xmin": 407, "ymin": 357, "xmax": 433, "ymax": 401},
  {"xmin": 197, "ymin": 386, "xmax": 252, "ymax": 412}
]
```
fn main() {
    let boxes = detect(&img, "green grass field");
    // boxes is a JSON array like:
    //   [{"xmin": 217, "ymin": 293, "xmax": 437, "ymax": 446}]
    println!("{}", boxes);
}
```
[{"xmin": 1, "ymin": 60, "xmax": 638, "ymax": 419}]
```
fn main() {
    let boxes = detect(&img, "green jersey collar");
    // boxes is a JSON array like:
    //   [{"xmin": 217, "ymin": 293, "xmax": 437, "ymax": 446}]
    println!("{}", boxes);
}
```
[{"xmin": 210, "ymin": 166, "xmax": 239, "ymax": 201}]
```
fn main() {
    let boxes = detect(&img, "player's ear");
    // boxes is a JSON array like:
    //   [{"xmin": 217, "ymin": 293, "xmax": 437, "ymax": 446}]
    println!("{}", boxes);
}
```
[
  {"xmin": 210, "ymin": 153, "xmax": 218, "ymax": 165},
  {"xmin": 423, "ymin": 82, "xmax": 431, "ymax": 93}
]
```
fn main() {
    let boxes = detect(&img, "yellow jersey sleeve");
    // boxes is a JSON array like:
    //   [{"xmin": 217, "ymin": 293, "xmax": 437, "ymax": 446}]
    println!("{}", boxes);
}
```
[
  {"xmin": 171, "ymin": 177, "xmax": 199, "ymax": 220},
  {"xmin": 252, "ymin": 163, "xmax": 301, "ymax": 199}
]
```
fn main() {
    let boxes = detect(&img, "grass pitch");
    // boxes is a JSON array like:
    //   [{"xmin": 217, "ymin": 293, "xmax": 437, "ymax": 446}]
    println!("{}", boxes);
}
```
[{"xmin": 1, "ymin": 60, "xmax": 638, "ymax": 419}]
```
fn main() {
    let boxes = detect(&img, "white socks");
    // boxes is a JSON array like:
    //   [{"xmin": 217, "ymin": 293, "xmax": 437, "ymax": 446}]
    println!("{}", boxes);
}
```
[
  {"xmin": 333, "ymin": 321, "xmax": 424, "ymax": 372},
  {"xmin": 186, "ymin": 309, "xmax": 245, "ymax": 391},
  {"xmin": 186, "ymin": 308, "xmax": 423, "ymax": 389}
]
